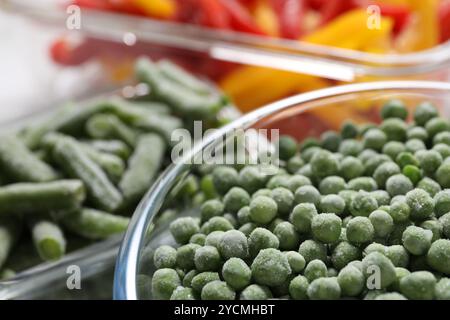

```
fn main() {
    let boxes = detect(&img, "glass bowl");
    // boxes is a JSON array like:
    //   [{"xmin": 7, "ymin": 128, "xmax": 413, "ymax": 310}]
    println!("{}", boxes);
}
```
[{"xmin": 113, "ymin": 81, "xmax": 450, "ymax": 300}]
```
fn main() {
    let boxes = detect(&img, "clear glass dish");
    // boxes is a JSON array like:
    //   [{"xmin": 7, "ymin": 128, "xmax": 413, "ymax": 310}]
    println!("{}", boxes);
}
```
[
  {"xmin": 113, "ymin": 80, "xmax": 450, "ymax": 300},
  {"xmin": 4, "ymin": 1, "xmax": 450, "ymax": 84}
]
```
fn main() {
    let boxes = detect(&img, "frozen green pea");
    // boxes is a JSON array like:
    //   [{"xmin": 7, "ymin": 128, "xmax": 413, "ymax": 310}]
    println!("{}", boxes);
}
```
[
  {"xmin": 201, "ymin": 280, "xmax": 235, "ymax": 300},
  {"xmin": 298, "ymin": 240, "xmax": 327, "ymax": 263},
  {"xmin": 294, "ymin": 185, "xmax": 321, "ymax": 206},
  {"xmin": 434, "ymin": 131, "xmax": 450, "ymax": 145},
  {"xmin": 273, "ymin": 221, "xmax": 300, "ymax": 250},
  {"xmin": 402, "ymin": 226, "xmax": 433, "ymax": 256},
  {"xmin": 363, "ymin": 128, "xmax": 387, "ymax": 151},
  {"xmin": 176, "ymin": 244, "xmax": 201, "ymax": 270},
  {"xmin": 300, "ymin": 138, "xmax": 320, "ymax": 151},
  {"xmin": 154, "ymin": 245, "xmax": 177, "ymax": 269},
  {"xmin": 331, "ymin": 241, "xmax": 361, "ymax": 270},
  {"xmin": 405, "ymin": 139, "xmax": 426, "ymax": 153},
  {"xmin": 407, "ymin": 126, "xmax": 428, "ymax": 141},
  {"xmin": 363, "ymin": 290, "xmax": 386, "ymax": 300},
  {"xmin": 249, "ymin": 196, "xmax": 278, "ymax": 224},
  {"xmin": 341, "ymin": 121, "xmax": 359, "ymax": 139},
  {"xmin": 307, "ymin": 277, "xmax": 341, "ymax": 300},
  {"xmin": 223, "ymin": 187, "xmax": 250, "ymax": 213},
  {"xmin": 386, "ymin": 174, "xmax": 414, "ymax": 197},
  {"xmin": 266, "ymin": 174, "xmax": 290, "ymax": 189},
  {"xmin": 170, "ymin": 217, "xmax": 200, "ymax": 244},
  {"xmin": 347, "ymin": 177, "xmax": 378, "ymax": 192},
  {"xmin": 271, "ymin": 187, "xmax": 294, "ymax": 216},
  {"xmin": 346, "ymin": 217, "xmax": 374, "ymax": 244},
  {"xmin": 436, "ymin": 163, "xmax": 450, "ymax": 188},
  {"xmin": 420, "ymin": 220, "xmax": 443, "ymax": 242},
  {"xmin": 381, "ymin": 99, "xmax": 408, "ymax": 120},
  {"xmin": 248, "ymin": 227, "xmax": 279, "ymax": 257},
  {"xmin": 204, "ymin": 217, "xmax": 234, "ymax": 234},
  {"xmin": 252, "ymin": 188, "xmax": 272, "ymax": 199},
  {"xmin": 277, "ymin": 135, "xmax": 298, "ymax": 160},
  {"xmin": 389, "ymin": 200, "xmax": 411, "ymax": 223},
  {"xmin": 289, "ymin": 275, "xmax": 309, "ymax": 300},
  {"xmin": 417, "ymin": 177, "xmax": 441, "ymax": 197},
  {"xmin": 319, "ymin": 176, "xmax": 346, "ymax": 195},
  {"xmin": 237, "ymin": 206, "xmax": 251, "ymax": 225},
  {"xmin": 440, "ymin": 213, "xmax": 450, "ymax": 238},
  {"xmin": 369, "ymin": 210, "xmax": 394, "ymax": 238},
  {"xmin": 414, "ymin": 102, "xmax": 438, "ymax": 126},
  {"xmin": 432, "ymin": 143, "xmax": 450, "ymax": 159},
  {"xmin": 304, "ymin": 259, "xmax": 327, "ymax": 282},
  {"xmin": 290, "ymin": 203, "xmax": 318, "ymax": 234},
  {"xmin": 349, "ymin": 191, "xmax": 378, "ymax": 217},
  {"xmin": 382, "ymin": 141, "xmax": 406, "ymax": 161},
  {"xmin": 385, "ymin": 245, "xmax": 410, "ymax": 268},
  {"xmin": 240, "ymin": 284, "xmax": 273, "ymax": 300},
  {"xmin": 218, "ymin": 230, "xmax": 248, "ymax": 260},
  {"xmin": 427, "ymin": 239, "xmax": 450, "ymax": 274},
  {"xmin": 425, "ymin": 117, "xmax": 450, "ymax": 138},
  {"xmin": 287, "ymin": 155, "xmax": 305, "ymax": 174},
  {"xmin": 339, "ymin": 139, "xmax": 363, "ymax": 157},
  {"xmin": 373, "ymin": 162, "xmax": 400, "ymax": 188},
  {"xmin": 321, "ymin": 131, "xmax": 341, "ymax": 152},
  {"xmin": 190, "ymin": 233, "xmax": 206, "ymax": 246},
  {"xmin": 380, "ymin": 118, "xmax": 407, "ymax": 142},
  {"xmin": 388, "ymin": 221, "xmax": 414, "ymax": 246},
  {"xmin": 221, "ymin": 257, "xmax": 251, "ymax": 291},
  {"xmin": 286, "ymin": 175, "xmax": 311, "ymax": 193},
  {"xmin": 200, "ymin": 199, "xmax": 224, "ymax": 222},
  {"xmin": 389, "ymin": 267, "xmax": 410, "ymax": 292},
  {"xmin": 310, "ymin": 150, "xmax": 339, "ymax": 178},
  {"xmin": 301, "ymin": 146, "xmax": 321, "ymax": 162},
  {"xmin": 238, "ymin": 223, "xmax": 257, "ymax": 237},
  {"xmin": 405, "ymin": 188, "xmax": 434, "ymax": 220},
  {"xmin": 338, "ymin": 265, "xmax": 365, "ymax": 297},
  {"xmin": 362, "ymin": 252, "xmax": 396, "ymax": 289},
  {"xmin": 371, "ymin": 190, "xmax": 391, "ymax": 206},
  {"xmin": 191, "ymin": 272, "xmax": 220, "ymax": 293},
  {"xmin": 339, "ymin": 156, "xmax": 364, "ymax": 181},
  {"xmin": 365, "ymin": 154, "xmax": 391, "ymax": 176},
  {"xmin": 251, "ymin": 248, "xmax": 291, "ymax": 287},
  {"xmin": 170, "ymin": 286, "xmax": 195, "ymax": 300},
  {"xmin": 416, "ymin": 150, "xmax": 443, "ymax": 174},
  {"xmin": 297, "ymin": 164, "xmax": 315, "ymax": 182},
  {"xmin": 364, "ymin": 243, "xmax": 386, "ymax": 256},
  {"xmin": 285, "ymin": 251, "xmax": 306, "ymax": 273},
  {"xmin": 182, "ymin": 270, "xmax": 198, "ymax": 287},
  {"xmin": 358, "ymin": 149, "xmax": 378, "ymax": 164},
  {"xmin": 194, "ymin": 246, "xmax": 221, "ymax": 272},
  {"xmin": 319, "ymin": 195, "xmax": 346, "ymax": 215},
  {"xmin": 400, "ymin": 271, "xmax": 436, "ymax": 300},
  {"xmin": 152, "ymin": 268, "xmax": 181, "ymax": 300},
  {"xmin": 435, "ymin": 278, "xmax": 450, "ymax": 300},
  {"xmin": 338, "ymin": 190, "xmax": 357, "ymax": 212},
  {"xmin": 402, "ymin": 165, "xmax": 421, "ymax": 185},
  {"xmin": 204, "ymin": 231, "xmax": 224, "ymax": 248},
  {"xmin": 212, "ymin": 166, "xmax": 239, "ymax": 195},
  {"xmin": 311, "ymin": 213, "xmax": 342, "ymax": 244},
  {"xmin": 396, "ymin": 151, "xmax": 419, "ymax": 168}
]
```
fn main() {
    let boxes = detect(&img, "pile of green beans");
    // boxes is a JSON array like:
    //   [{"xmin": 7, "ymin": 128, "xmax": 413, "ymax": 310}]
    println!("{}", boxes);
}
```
[
  {"xmin": 0, "ymin": 58, "xmax": 228, "ymax": 277},
  {"xmin": 150, "ymin": 100, "xmax": 450, "ymax": 300}
]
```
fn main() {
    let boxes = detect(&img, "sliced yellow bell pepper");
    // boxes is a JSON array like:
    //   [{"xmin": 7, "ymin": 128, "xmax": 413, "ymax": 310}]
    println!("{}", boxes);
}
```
[
  {"xmin": 252, "ymin": 0, "xmax": 279, "ymax": 37},
  {"xmin": 133, "ymin": 0, "xmax": 176, "ymax": 19},
  {"xmin": 408, "ymin": 0, "xmax": 439, "ymax": 50}
]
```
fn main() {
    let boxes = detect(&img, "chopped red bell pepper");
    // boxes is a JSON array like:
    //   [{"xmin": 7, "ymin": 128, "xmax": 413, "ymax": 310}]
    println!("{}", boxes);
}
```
[
  {"xmin": 439, "ymin": 0, "xmax": 450, "ymax": 42},
  {"xmin": 197, "ymin": 0, "xmax": 231, "ymax": 29},
  {"xmin": 319, "ymin": 0, "xmax": 356, "ymax": 25},
  {"xmin": 73, "ymin": 0, "xmax": 144, "ymax": 15},
  {"xmin": 218, "ymin": 0, "xmax": 267, "ymax": 35},
  {"xmin": 270, "ymin": 0, "xmax": 306, "ymax": 39}
]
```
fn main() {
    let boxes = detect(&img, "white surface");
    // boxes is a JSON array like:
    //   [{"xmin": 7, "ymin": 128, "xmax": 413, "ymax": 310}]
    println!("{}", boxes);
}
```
[{"xmin": 0, "ymin": 10, "xmax": 101, "ymax": 124}]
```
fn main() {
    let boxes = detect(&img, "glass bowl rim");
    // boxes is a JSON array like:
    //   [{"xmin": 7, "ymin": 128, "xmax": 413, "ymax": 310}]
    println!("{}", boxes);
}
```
[{"xmin": 113, "ymin": 80, "xmax": 450, "ymax": 300}]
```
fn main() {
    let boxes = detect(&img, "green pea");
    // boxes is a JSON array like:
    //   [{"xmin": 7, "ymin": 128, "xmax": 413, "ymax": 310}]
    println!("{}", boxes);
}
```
[
  {"xmin": 369, "ymin": 210, "xmax": 394, "ymax": 238},
  {"xmin": 289, "ymin": 275, "xmax": 309, "ymax": 300},
  {"xmin": 152, "ymin": 268, "xmax": 181, "ymax": 300},
  {"xmin": 389, "ymin": 199, "xmax": 411, "ymax": 223},
  {"xmin": 298, "ymin": 239, "xmax": 327, "ymax": 263},
  {"xmin": 402, "ymin": 165, "xmax": 422, "ymax": 185},
  {"xmin": 339, "ymin": 156, "xmax": 364, "ymax": 181},
  {"xmin": 370, "ymin": 190, "xmax": 391, "ymax": 206},
  {"xmin": 407, "ymin": 126, "xmax": 428, "ymax": 141},
  {"xmin": 176, "ymin": 244, "xmax": 201, "ymax": 270},
  {"xmin": 338, "ymin": 265, "xmax": 365, "ymax": 297},
  {"xmin": 435, "ymin": 278, "xmax": 450, "ymax": 300},
  {"xmin": 271, "ymin": 187, "xmax": 294, "ymax": 216},
  {"xmin": 201, "ymin": 280, "xmax": 236, "ymax": 300},
  {"xmin": 212, "ymin": 166, "xmax": 239, "ymax": 195},
  {"xmin": 434, "ymin": 190, "xmax": 450, "ymax": 217},
  {"xmin": 386, "ymin": 174, "xmax": 414, "ymax": 197},
  {"xmin": 320, "ymin": 131, "xmax": 342, "ymax": 152},
  {"xmin": 436, "ymin": 162, "xmax": 450, "ymax": 188},
  {"xmin": 402, "ymin": 226, "xmax": 433, "ymax": 256},
  {"xmin": 170, "ymin": 286, "xmax": 195, "ymax": 300},
  {"xmin": 385, "ymin": 245, "xmax": 410, "ymax": 268},
  {"xmin": 294, "ymin": 185, "xmax": 321, "ymax": 206},
  {"xmin": 339, "ymin": 139, "xmax": 363, "ymax": 157},
  {"xmin": 285, "ymin": 251, "xmax": 306, "ymax": 273},
  {"xmin": 349, "ymin": 191, "xmax": 378, "ymax": 217},
  {"xmin": 307, "ymin": 277, "xmax": 341, "ymax": 300},
  {"xmin": 223, "ymin": 187, "xmax": 250, "ymax": 213},
  {"xmin": 373, "ymin": 162, "xmax": 400, "ymax": 188},
  {"xmin": 416, "ymin": 150, "xmax": 443, "ymax": 174},
  {"xmin": 304, "ymin": 259, "xmax": 328, "ymax": 282},
  {"xmin": 427, "ymin": 239, "xmax": 450, "ymax": 274},
  {"xmin": 425, "ymin": 117, "xmax": 450, "ymax": 138},
  {"xmin": 417, "ymin": 177, "xmax": 441, "ymax": 197},
  {"xmin": 363, "ymin": 128, "xmax": 387, "ymax": 151},
  {"xmin": 273, "ymin": 221, "xmax": 300, "ymax": 250},
  {"xmin": 290, "ymin": 203, "xmax": 318, "ymax": 234},
  {"xmin": 320, "ymin": 194, "xmax": 346, "ymax": 215},
  {"xmin": 222, "ymin": 257, "xmax": 251, "ymax": 290},
  {"xmin": 331, "ymin": 241, "xmax": 361, "ymax": 270},
  {"xmin": 375, "ymin": 292, "xmax": 407, "ymax": 300},
  {"xmin": 194, "ymin": 246, "xmax": 222, "ymax": 271},
  {"xmin": 346, "ymin": 217, "xmax": 375, "ymax": 244},
  {"xmin": 380, "ymin": 118, "xmax": 407, "ymax": 142},
  {"xmin": 154, "ymin": 245, "xmax": 177, "ymax": 269},
  {"xmin": 405, "ymin": 188, "xmax": 434, "ymax": 220},
  {"xmin": 311, "ymin": 150, "xmax": 339, "ymax": 178},
  {"xmin": 396, "ymin": 152, "xmax": 419, "ymax": 168},
  {"xmin": 240, "ymin": 284, "xmax": 273, "ymax": 300},
  {"xmin": 277, "ymin": 135, "xmax": 298, "ymax": 160},
  {"xmin": 218, "ymin": 230, "xmax": 248, "ymax": 260},
  {"xmin": 319, "ymin": 176, "xmax": 346, "ymax": 195},
  {"xmin": 382, "ymin": 141, "xmax": 406, "ymax": 160},
  {"xmin": 251, "ymin": 248, "xmax": 292, "ymax": 287},
  {"xmin": 311, "ymin": 213, "xmax": 342, "ymax": 244},
  {"xmin": 420, "ymin": 220, "xmax": 443, "ymax": 242},
  {"xmin": 249, "ymin": 195, "xmax": 278, "ymax": 224},
  {"xmin": 362, "ymin": 252, "xmax": 396, "ymax": 289},
  {"xmin": 341, "ymin": 121, "xmax": 359, "ymax": 139},
  {"xmin": 170, "ymin": 217, "xmax": 200, "ymax": 244},
  {"xmin": 201, "ymin": 199, "xmax": 224, "ymax": 222},
  {"xmin": 248, "ymin": 227, "xmax": 279, "ymax": 257},
  {"xmin": 381, "ymin": 99, "xmax": 408, "ymax": 120},
  {"xmin": 347, "ymin": 177, "xmax": 378, "ymax": 192},
  {"xmin": 191, "ymin": 272, "xmax": 220, "ymax": 293},
  {"xmin": 400, "ymin": 271, "xmax": 436, "ymax": 300},
  {"xmin": 406, "ymin": 139, "xmax": 426, "ymax": 154},
  {"xmin": 414, "ymin": 101, "xmax": 438, "ymax": 126},
  {"xmin": 440, "ymin": 213, "xmax": 450, "ymax": 238}
]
